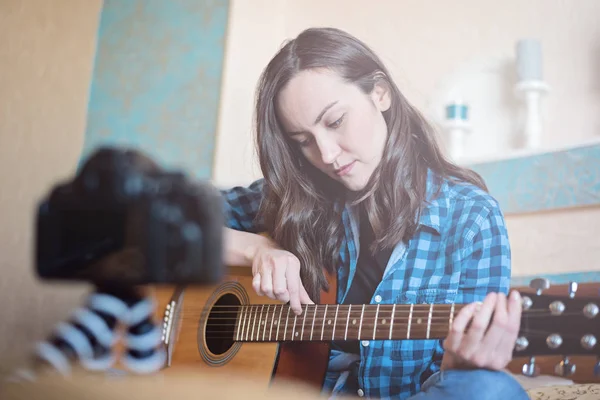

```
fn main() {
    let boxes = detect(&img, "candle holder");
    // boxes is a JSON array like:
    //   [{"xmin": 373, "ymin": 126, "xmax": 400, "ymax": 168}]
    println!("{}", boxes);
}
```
[
  {"xmin": 443, "ymin": 102, "xmax": 472, "ymax": 161},
  {"xmin": 515, "ymin": 80, "xmax": 550, "ymax": 150},
  {"xmin": 515, "ymin": 39, "xmax": 549, "ymax": 150}
]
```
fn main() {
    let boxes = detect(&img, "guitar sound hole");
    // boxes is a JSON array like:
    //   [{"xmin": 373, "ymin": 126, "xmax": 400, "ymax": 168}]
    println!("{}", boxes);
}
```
[{"xmin": 205, "ymin": 293, "xmax": 240, "ymax": 355}]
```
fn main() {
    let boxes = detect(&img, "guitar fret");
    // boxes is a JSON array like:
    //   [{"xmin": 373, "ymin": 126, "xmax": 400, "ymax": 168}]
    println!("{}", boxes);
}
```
[
  {"xmin": 283, "ymin": 307, "xmax": 291, "ymax": 341},
  {"xmin": 426, "ymin": 304, "xmax": 433, "ymax": 339},
  {"xmin": 332, "ymin": 305, "xmax": 340, "ymax": 340},
  {"xmin": 344, "ymin": 304, "xmax": 352, "ymax": 340},
  {"xmin": 235, "ymin": 307, "xmax": 242, "ymax": 341},
  {"xmin": 449, "ymin": 303, "xmax": 455, "ymax": 331},
  {"xmin": 256, "ymin": 305, "xmax": 264, "ymax": 341},
  {"xmin": 245, "ymin": 306, "xmax": 251, "ymax": 341},
  {"xmin": 242, "ymin": 306, "xmax": 248, "ymax": 341},
  {"xmin": 349, "ymin": 305, "xmax": 362, "ymax": 340},
  {"xmin": 252, "ymin": 305, "xmax": 258, "ymax": 341},
  {"xmin": 262, "ymin": 305, "xmax": 269, "ymax": 341},
  {"xmin": 372, "ymin": 304, "xmax": 380, "ymax": 340},
  {"xmin": 291, "ymin": 313, "xmax": 298, "ymax": 340},
  {"xmin": 260, "ymin": 304, "xmax": 270, "ymax": 342},
  {"xmin": 255, "ymin": 306, "xmax": 261, "ymax": 340},
  {"xmin": 407, "ymin": 304, "xmax": 413, "ymax": 339},
  {"xmin": 358, "ymin": 305, "xmax": 365, "ymax": 340},
  {"xmin": 246, "ymin": 306, "xmax": 253, "ymax": 341},
  {"xmin": 235, "ymin": 307, "xmax": 241, "ymax": 341},
  {"xmin": 251, "ymin": 306, "xmax": 258, "ymax": 341},
  {"xmin": 310, "ymin": 305, "xmax": 317, "ymax": 340},
  {"xmin": 239, "ymin": 306, "xmax": 246, "ymax": 341},
  {"xmin": 320, "ymin": 305, "xmax": 328, "ymax": 341},
  {"xmin": 276, "ymin": 305, "xmax": 284, "ymax": 340},
  {"xmin": 324, "ymin": 305, "xmax": 336, "ymax": 340},
  {"xmin": 301, "ymin": 305, "xmax": 308, "ymax": 340},
  {"xmin": 248, "ymin": 306, "xmax": 255, "ymax": 341},
  {"xmin": 269, "ymin": 305, "xmax": 276, "ymax": 341},
  {"xmin": 247, "ymin": 306, "xmax": 253, "ymax": 341},
  {"xmin": 389, "ymin": 304, "xmax": 396, "ymax": 340}
]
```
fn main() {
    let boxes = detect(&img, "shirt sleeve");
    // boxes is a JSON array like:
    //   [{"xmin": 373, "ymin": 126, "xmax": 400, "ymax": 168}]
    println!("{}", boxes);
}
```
[
  {"xmin": 220, "ymin": 178, "xmax": 266, "ymax": 233},
  {"xmin": 424, "ymin": 201, "xmax": 511, "ymax": 380}
]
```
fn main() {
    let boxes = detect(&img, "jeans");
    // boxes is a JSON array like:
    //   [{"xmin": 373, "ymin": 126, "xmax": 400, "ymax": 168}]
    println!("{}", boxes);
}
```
[
  {"xmin": 325, "ymin": 366, "xmax": 529, "ymax": 399},
  {"xmin": 408, "ymin": 369, "xmax": 530, "ymax": 400},
  {"xmin": 324, "ymin": 349, "xmax": 530, "ymax": 399}
]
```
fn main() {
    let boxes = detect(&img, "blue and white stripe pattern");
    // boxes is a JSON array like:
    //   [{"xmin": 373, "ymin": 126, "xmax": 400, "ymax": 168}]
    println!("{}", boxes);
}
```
[
  {"xmin": 121, "ymin": 297, "xmax": 166, "ymax": 374},
  {"xmin": 221, "ymin": 170, "xmax": 511, "ymax": 399},
  {"xmin": 30, "ymin": 289, "xmax": 165, "ymax": 377}
]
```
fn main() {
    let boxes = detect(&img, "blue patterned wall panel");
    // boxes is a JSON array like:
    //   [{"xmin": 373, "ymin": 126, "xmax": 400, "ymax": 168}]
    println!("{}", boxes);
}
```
[
  {"xmin": 81, "ymin": 0, "xmax": 230, "ymax": 179},
  {"xmin": 511, "ymin": 270, "xmax": 600, "ymax": 287},
  {"xmin": 468, "ymin": 143, "xmax": 600, "ymax": 215}
]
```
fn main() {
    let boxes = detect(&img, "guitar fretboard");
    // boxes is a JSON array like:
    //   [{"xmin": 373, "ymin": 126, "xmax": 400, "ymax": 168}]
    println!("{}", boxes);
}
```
[{"xmin": 233, "ymin": 304, "xmax": 466, "ymax": 342}]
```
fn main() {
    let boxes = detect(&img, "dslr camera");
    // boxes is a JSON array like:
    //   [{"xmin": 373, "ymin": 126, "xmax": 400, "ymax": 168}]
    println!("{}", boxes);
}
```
[{"xmin": 35, "ymin": 147, "xmax": 224, "ymax": 287}]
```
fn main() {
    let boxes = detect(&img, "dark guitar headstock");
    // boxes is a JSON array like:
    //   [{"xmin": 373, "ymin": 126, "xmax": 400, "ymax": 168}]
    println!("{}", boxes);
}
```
[{"xmin": 514, "ymin": 278, "xmax": 600, "ymax": 379}]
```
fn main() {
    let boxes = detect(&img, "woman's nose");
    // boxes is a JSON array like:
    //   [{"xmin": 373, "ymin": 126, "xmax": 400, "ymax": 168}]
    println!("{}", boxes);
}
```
[{"xmin": 316, "ymin": 135, "xmax": 341, "ymax": 165}]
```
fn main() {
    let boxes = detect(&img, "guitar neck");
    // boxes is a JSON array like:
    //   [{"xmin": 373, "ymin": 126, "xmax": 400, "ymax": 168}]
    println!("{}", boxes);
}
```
[{"xmin": 233, "ymin": 303, "xmax": 467, "ymax": 342}]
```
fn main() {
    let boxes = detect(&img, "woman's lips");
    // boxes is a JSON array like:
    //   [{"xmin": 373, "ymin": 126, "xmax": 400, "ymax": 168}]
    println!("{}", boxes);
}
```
[{"xmin": 335, "ymin": 161, "xmax": 356, "ymax": 176}]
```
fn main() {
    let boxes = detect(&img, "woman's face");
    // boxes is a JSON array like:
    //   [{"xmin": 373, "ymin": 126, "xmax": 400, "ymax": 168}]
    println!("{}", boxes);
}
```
[{"xmin": 276, "ymin": 69, "xmax": 391, "ymax": 191}]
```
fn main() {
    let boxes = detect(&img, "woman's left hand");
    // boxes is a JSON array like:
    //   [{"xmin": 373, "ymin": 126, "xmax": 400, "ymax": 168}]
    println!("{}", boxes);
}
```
[{"xmin": 441, "ymin": 290, "xmax": 522, "ymax": 371}]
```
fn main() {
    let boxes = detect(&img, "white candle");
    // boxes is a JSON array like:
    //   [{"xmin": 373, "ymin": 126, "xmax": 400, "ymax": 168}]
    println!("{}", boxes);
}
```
[{"xmin": 516, "ymin": 39, "xmax": 543, "ymax": 82}]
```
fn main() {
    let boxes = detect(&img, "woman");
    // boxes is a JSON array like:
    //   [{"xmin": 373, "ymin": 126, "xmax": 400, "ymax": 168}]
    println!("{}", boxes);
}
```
[{"xmin": 221, "ymin": 27, "xmax": 527, "ymax": 399}]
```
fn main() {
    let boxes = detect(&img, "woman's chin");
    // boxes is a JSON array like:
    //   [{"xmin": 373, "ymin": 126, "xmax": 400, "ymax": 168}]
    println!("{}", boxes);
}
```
[{"xmin": 340, "ymin": 177, "xmax": 368, "ymax": 192}]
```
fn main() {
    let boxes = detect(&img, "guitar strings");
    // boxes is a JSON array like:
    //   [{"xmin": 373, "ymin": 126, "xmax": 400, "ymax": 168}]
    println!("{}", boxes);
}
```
[
  {"xmin": 174, "ymin": 313, "xmax": 581, "ymax": 321},
  {"xmin": 171, "ymin": 316, "xmax": 592, "ymax": 341},
  {"xmin": 180, "ymin": 305, "xmax": 573, "ymax": 314},
  {"xmin": 192, "ymin": 329, "xmax": 585, "ymax": 341},
  {"xmin": 162, "ymin": 304, "xmax": 589, "ymax": 335},
  {"xmin": 172, "ymin": 307, "xmax": 566, "ymax": 315},
  {"xmin": 206, "ymin": 304, "xmax": 559, "ymax": 309},
  {"xmin": 191, "ymin": 325, "xmax": 586, "ymax": 335},
  {"xmin": 173, "ymin": 310, "xmax": 583, "ymax": 324},
  {"xmin": 173, "ymin": 323, "xmax": 581, "ymax": 334},
  {"xmin": 189, "ymin": 320, "xmax": 590, "ymax": 332}
]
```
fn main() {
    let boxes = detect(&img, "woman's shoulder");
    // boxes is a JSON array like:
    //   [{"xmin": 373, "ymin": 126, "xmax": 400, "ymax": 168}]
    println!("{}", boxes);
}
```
[
  {"xmin": 428, "ymin": 173, "xmax": 506, "ymax": 236},
  {"xmin": 435, "ymin": 173, "xmax": 501, "ymax": 213}
]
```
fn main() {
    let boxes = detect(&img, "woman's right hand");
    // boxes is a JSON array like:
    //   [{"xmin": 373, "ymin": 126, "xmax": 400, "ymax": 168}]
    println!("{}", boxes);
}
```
[{"xmin": 248, "ymin": 245, "xmax": 314, "ymax": 315}]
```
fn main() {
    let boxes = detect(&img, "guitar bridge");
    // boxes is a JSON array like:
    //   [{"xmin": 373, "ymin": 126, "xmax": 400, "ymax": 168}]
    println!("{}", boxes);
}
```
[{"xmin": 160, "ymin": 287, "xmax": 185, "ymax": 367}]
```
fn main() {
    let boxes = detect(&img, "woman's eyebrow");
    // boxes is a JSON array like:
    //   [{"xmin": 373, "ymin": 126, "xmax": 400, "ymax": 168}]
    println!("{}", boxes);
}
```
[{"xmin": 288, "ymin": 100, "xmax": 339, "ymax": 136}]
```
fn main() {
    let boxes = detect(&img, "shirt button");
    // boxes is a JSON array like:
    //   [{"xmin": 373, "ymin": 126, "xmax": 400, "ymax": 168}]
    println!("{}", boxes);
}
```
[
  {"xmin": 357, "ymin": 388, "xmax": 364, "ymax": 397},
  {"xmin": 361, "ymin": 340, "xmax": 369, "ymax": 347},
  {"xmin": 374, "ymin": 295, "xmax": 382, "ymax": 303}
]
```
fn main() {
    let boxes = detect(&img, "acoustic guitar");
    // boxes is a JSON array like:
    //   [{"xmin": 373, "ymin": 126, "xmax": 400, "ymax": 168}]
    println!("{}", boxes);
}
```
[{"xmin": 152, "ymin": 266, "xmax": 600, "ymax": 390}]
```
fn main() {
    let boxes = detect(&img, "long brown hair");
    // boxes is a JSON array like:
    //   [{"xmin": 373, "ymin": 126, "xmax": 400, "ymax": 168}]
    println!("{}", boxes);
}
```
[{"xmin": 254, "ymin": 27, "xmax": 486, "ymax": 301}]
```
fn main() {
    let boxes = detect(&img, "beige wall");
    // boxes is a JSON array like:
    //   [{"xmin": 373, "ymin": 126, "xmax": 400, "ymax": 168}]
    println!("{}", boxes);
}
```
[
  {"xmin": 507, "ymin": 207, "xmax": 600, "ymax": 278},
  {"xmin": 0, "ymin": 0, "xmax": 102, "ymax": 366},
  {"xmin": 213, "ymin": 0, "xmax": 288, "ymax": 188}
]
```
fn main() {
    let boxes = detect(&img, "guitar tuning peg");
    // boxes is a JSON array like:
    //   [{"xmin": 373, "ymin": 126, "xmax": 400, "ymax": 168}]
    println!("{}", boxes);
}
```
[
  {"xmin": 522, "ymin": 356, "xmax": 540, "ymax": 377},
  {"xmin": 554, "ymin": 356, "xmax": 576, "ymax": 377},
  {"xmin": 568, "ymin": 281, "xmax": 578, "ymax": 298},
  {"xmin": 529, "ymin": 278, "xmax": 550, "ymax": 295}
]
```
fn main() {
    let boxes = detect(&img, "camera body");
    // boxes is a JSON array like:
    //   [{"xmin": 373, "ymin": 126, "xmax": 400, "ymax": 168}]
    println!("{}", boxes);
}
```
[{"xmin": 35, "ymin": 147, "xmax": 224, "ymax": 286}]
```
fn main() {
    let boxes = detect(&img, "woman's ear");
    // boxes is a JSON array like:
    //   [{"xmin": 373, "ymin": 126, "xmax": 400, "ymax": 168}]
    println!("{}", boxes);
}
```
[{"xmin": 370, "ymin": 74, "xmax": 392, "ymax": 112}]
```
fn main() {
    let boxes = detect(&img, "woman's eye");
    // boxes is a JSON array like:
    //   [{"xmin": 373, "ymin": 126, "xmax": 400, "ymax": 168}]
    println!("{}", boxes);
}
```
[
  {"xmin": 328, "ymin": 114, "xmax": 345, "ymax": 129},
  {"xmin": 298, "ymin": 137, "xmax": 313, "ymax": 147}
]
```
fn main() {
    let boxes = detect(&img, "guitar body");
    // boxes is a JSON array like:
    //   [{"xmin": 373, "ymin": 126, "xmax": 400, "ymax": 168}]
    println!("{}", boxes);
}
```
[{"xmin": 151, "ymin": 266, "xmax": 336, "ymax": 390}]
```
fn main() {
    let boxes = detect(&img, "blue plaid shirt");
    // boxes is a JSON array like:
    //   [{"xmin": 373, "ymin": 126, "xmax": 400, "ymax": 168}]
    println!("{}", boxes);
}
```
[{"xmin": 221, "ymin": 172, "xmax": 511, "ymax": 399}]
